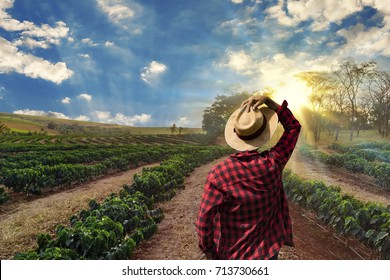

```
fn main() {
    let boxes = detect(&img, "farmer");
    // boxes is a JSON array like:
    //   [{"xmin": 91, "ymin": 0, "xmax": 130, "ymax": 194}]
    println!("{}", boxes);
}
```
[{"xmin": 196, "ymin": 95, "xmax": 301, "ymax": 260}]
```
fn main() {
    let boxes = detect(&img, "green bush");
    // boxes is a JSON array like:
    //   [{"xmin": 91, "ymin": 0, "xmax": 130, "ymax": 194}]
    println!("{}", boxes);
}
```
[{"xmin": 283, "ymin": 169, "xmax": 390, "ymax": 259}]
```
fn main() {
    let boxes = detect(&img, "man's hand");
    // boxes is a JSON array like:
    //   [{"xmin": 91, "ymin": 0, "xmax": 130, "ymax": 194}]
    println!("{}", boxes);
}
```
[
  {"xmin": 241, "ymin": 95, "xmax": 280, "ymax": 112},
  {"xmin": 241, "ymin": 95, "xmax": 268, "ymax": 112}
]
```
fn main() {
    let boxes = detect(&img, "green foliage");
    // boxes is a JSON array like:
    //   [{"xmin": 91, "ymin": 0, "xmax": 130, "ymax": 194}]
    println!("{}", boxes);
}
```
[
  {"xmin": 300, "ymin": 144, "xmax": 390, "ymax": 189},
  {"xmin": 14, "ymin": 247, "xmax": 82, "ymax": 260},
  {"xmin": 0, "ymin": 145, "xmax": 188, "ymax": 194},
  {"xmin": 202, "ymin": 92, "xmax": 251, "ymax": 136},
  {"xmin": 103, "ymin": 237, "xmax": 137, "ymax": 260},
  {"xmin": 13, "ymin": 145, "xmax": 232, "ymax": 259},
  {"xmin": 0, "ymin": 187, "xmax": 9, "ymax": 204},
  {"xmin": 283, "ymin": 170, "xmax": 390, "ymax": 259}
]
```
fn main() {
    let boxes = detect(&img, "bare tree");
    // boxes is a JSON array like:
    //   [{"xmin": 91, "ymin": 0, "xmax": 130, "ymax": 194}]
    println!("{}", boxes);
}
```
[
  {"xmin": 366, "ymin": 70, "xmax": 390, "ymax": 137},
  {"xmin": 325, "ymin": 80, "xmax": 351, "ymax": 141},
  {"xmin": 332, "ymin": 59, "xmax": 376, "ymax": 141}
]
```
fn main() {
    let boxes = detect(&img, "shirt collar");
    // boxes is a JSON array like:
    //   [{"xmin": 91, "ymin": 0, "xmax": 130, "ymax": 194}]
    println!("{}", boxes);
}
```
[{"xmin": 231, "ymin": 149, "xmax": 260, "ymax": 158}]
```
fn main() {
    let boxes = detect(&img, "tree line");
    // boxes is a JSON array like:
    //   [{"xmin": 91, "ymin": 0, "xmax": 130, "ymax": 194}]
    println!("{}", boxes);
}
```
[
  {"xmin": 298, "ymin": 58, "xmax": 390, "ymax": 142},
  {"xmin": 202, "ymin": 58, "xmax": 390, "ymax": 142}
]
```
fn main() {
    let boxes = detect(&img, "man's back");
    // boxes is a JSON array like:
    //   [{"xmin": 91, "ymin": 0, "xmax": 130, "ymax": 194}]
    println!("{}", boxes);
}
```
[{"xmin": 196, "ymin": 99, "xmax": 301, "ymax": 260}]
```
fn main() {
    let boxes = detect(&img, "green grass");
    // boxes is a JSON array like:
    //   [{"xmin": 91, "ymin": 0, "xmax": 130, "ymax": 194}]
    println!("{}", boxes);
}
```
[{"xmin": 0, "ymin": 112, "xmax": 203, "ymax": 136}]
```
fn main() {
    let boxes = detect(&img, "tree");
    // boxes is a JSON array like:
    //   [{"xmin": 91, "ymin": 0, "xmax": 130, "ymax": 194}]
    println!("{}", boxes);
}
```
[
  {"xmin": 296, "ymin": 71, "xmax": 334, "ymax": 142},
  {"xmin": 170, "ymin": 123, "xmax": 177, "ymax": 134},
  {"xmin": 202, "ymin": 92, "xmax": 251, "ymax": 136},
  {"xmin": 366, "ymin": 69, "xmax": 390, "ymax": 137},
  {"xmin": 327, "ymin": 81, "xmax": 350, "ymax": 141},
  {"xmin": 332, "ymin": 59, "xmax": 376, "ymax": 141},
  {"xmin": 202, "ymin": 89, "xmax": 275, "ymax": 136}
]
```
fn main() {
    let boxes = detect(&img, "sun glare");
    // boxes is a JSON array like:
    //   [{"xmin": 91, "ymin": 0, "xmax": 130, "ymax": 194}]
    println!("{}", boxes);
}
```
[{"xmin": 273, "ymin": 79, "xmax": 310, "ymax": 112}]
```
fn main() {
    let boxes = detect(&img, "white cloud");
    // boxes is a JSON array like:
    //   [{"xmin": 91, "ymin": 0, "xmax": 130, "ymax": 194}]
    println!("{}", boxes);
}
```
[
  {"xmin": 333, "ymin": 1, "xmax": 390, "ymax": 58},
  {"xmin": 74, "ymin": 115, "xmax": 90, "ymax": 121},
  {"xmin": 105, "ymin": 41, "xmax": 115, "ymax": 47},
  {"xmin": 115, "ymin": 113, "xmax": 151, "ymax": 125},
  {"xmin": 13, "ymin": 109, "xmax": 89, "ymax": 122},
  {"xmin": 97, "ymin": 0, "xmax": 135, "ymax": 22},
  {"xmin": 0, "ymin": 37, "xmax": 73, "ymax": 84},
  {"xmin": 0, "ymin": 1, "xmax": 69, "ymax": 49},
  {"xmin": 79, "ymin": 54, "xmax": 90, "ymax": 59},
  {"xmin": 96, "ymin": 0, "xmax": 144, "ymax": 35},
  {"xmin": 11, "ymin": 108, "xmax": 151, "ymax": 126},
  {"xmin": 336, "ymin": 24, "xmax": 390, "ymax": 57},
  {"xmin": 141, "ymin": 61, "xmax": 168, "ymax": 84},
  {"xmin": 81, "ymin": 38, "xmax": 99, "ymax": 47},
  {"xmin": 266, "ymin": 0, "xmax": 365, "ymax": 31},
  {"xmin": 62, "ymin": 97, "xmax": 71, "ymax": 104},
  {"xmin": 217, "ymin": 48, "xmax": 333, "ymax": 95},
  {"xmin": 265, "ymin": 0, "xmax": 390, "ymax": 34},
  {"xmin": 94, "ymin": 111, "xmax": 112, "ymax": 120},
  {"xmin": 231, "ymin": 0, "xmax": 244, "ymax": 4},
  {"xmin": 77, "ymin": 93, "xmax": 93, "ymax": 102},
  {"xmin": 13, "ymin": 109, "xmax": 71, "ymax": 120},
  {"xmin": 216, "ymin": 18, "xmax": 259, "ymax": 37},
  {"xmin": 93, "ymin": 111, "xmax": 151, "ymax": 126},
  {"xmin": 0, "ymin": 1, "xmax": 73, "ymax": 83},
  {"xmin": 177, "ymin": 117, "xmax": 190, "ymax": 126},
  {"xmin": 221, "ymin": 50, "xmax": 255, "ymax": 75}
]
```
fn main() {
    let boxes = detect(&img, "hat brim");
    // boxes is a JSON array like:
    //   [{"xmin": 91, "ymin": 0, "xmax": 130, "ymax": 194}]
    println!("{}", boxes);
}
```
[{"xmin": 224, "ymin": 106, "xmax": 278, "ymax": 151}]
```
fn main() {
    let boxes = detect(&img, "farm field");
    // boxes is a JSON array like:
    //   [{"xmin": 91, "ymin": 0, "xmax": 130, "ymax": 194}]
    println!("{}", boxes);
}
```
[
  {"xmin": 0, "ymin": 134, "xmax": 231, "ymax": 259},
  {"xmin": 0, "ymin": 131, "xmax": 389, "ymax": 260}
]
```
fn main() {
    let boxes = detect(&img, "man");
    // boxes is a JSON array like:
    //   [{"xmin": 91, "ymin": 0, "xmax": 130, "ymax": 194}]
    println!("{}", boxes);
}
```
[{"xmin": 196, "ymin": 95, "xmax": 301, "ymax": 260}]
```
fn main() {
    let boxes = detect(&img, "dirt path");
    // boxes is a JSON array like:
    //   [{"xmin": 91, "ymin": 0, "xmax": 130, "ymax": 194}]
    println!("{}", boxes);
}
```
[
  {"xmin": 0, "ymin": 163, "xmax": 159, "ymax": 260},
  {"xmin": 132, "ymin": 156, "xmax": 379, "ymax": 260},
  {"xmin": 287, "ymin": 150, "xmax": 390, "ymax": 206}
]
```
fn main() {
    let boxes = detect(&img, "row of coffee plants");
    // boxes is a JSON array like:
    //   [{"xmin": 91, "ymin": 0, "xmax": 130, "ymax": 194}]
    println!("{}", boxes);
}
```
[
  {"xmin": 329, "ymin": 143, "xmax": 390, "ymax": 164},
  {"xmin": 0, "ymin": 145, "xmax": 210, "ymax": 195},
  {"xmin": 13, "ymin": 146, "xmax": 231, "ymax": 259},
  {"xmin": 0, "ymin": 145, "xmax": 166, "ymax": 169},
  {"xmin": 283, "ymin": 170, "xmax": 390, "ymax": 259},
  {"xmin": 299, "ymin": 145, "xmax": 390, "ymax": 189},
  {"xmin": 0, "ymin": 143, "xmax": 89, "ymax": 153},
  {"xmin": 356, "ymin": 142, "xmax": 390, "ymax": 151},
  {"xmin": 0, "ymin": 134, "xmax": 212, "ymax": 146}
]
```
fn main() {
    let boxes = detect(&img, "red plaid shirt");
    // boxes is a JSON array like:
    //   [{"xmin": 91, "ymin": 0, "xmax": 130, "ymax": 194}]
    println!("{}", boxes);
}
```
[{"xmin": 196, "ymin": 101, "xmax": 301, "ymax": 260}]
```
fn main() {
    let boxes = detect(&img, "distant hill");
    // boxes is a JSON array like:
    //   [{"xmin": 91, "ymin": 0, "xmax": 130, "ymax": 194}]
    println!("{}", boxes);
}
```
[{"xmin": 0, "ymin": 112, "xmax": 202, "ymax": 136}]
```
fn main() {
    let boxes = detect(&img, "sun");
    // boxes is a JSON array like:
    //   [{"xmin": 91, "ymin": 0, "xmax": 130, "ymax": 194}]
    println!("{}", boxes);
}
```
[{"xmin": 273, "ymin": 79, "xmax": 310, "ymax": 112}]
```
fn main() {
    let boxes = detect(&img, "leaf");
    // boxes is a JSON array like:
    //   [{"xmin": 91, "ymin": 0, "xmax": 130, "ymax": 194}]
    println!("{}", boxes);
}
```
[
  {"xmin": 365, "ymin": 229, "xmax": 376, "ymax": 239},
  {"xmin": 375, "ymin": 231, "xmax": 389, "ymax": 242}
]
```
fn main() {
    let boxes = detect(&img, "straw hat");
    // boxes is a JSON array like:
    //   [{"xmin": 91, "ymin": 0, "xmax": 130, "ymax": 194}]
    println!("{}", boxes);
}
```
[{"xmin": 224, "ymin": 105, "xmax": 278, "ymax": 151}]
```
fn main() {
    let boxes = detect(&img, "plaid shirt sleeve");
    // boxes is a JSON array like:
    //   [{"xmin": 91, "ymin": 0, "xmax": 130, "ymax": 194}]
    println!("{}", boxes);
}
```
[
  {"xmin": 270, "ymin": 100, "xmax": 302, "ymax": 167},
  {"xmin": 196, "ymin": 171, "xmax": 225, "ymax": 254}
]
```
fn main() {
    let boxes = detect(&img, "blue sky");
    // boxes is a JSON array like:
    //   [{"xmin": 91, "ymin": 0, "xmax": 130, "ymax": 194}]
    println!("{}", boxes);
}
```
[{"xmin": 0, "ymin": 0, "xmax": 389, "ymax": 127}]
